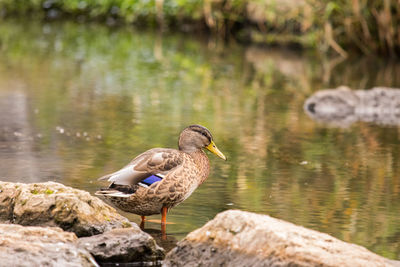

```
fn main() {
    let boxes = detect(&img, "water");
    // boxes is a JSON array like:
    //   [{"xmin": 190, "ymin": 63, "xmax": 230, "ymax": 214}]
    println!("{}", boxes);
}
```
[{"xmin": 0, "ymin": 19, "xmax": 399, "ymax": 259}]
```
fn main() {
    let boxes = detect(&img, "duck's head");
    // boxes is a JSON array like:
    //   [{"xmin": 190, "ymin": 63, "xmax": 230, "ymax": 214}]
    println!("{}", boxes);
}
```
[{"xmin": 178, "ymin": 124, "xmax": 226, "ymax": 160}]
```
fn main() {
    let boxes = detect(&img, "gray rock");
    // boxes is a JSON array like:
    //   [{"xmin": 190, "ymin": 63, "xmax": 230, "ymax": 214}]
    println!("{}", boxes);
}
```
[
  {"xmin": 304, "ymin": 86, "xmax": 400, "ymax": 127},
  {"xmin": 78, "ymin": 227, "xmax": 164, "ymax": 264},
  {"xmin": 0, "ymin": 181, "xmax": 132, "ymax": 237},
  {"xmin": 164, "ymin": 210, "xmax": 393, "ymax": 267},
  {"xmin": 0, "ymin": 223, "xmax": 97, "ymax": 267}
]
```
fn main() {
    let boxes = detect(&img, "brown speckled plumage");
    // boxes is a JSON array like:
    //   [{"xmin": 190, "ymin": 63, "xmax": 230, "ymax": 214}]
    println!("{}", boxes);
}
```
[{"xmin": 95, "ymin": 125, "xmax": 225, "ymax": 217}]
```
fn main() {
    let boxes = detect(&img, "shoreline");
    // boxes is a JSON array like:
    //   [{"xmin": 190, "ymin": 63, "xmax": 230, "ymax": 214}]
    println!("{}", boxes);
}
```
[{"xmin": 0, "ymin": 0, "xmax": 399, "ymax": 57}]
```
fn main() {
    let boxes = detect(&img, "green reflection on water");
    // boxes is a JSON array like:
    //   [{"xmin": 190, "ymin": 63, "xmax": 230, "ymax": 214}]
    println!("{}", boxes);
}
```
[{"xmin": 0, "ymin": 19, "xmax": 400, "ymax": 259}]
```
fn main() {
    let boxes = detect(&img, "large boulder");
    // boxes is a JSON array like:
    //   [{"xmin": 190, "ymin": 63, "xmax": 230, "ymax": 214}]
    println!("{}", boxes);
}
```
[
  {"xmin": 164, "ymin": 210, "xmax": 394, "ymax": 267},
  {"xmin": 0, "ymin": 223, "xmax": 97, "ymax": 267},
  {"xmin": 78, "ymin": 227, "xmax": 164, "ymax": 264},
  {"xmin": 304, "ymin": 86, "xmax": 400, "ymax": 126},
  {"xmin": 0, "ymin": 181, "xmax": 132, "ymax": 237}
]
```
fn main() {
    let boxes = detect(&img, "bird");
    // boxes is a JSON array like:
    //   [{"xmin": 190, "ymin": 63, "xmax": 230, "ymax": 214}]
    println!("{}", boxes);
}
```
[{"xmin": 95, "ymin": 124, "xmax": 226, "ymax": 230}]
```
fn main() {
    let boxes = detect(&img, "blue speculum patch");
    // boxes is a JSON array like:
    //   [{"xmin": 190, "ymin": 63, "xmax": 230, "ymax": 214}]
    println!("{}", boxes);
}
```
[{"xmin": 141, "ymin": 175, "xmax": 163, "ymax": 185}]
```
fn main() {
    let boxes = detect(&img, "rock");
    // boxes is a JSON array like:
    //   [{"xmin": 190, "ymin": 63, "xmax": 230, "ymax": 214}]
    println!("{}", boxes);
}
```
[
  {"xmin": 0, "ymin": 181, "xmax": 132, "ymax": 237},
  {"xmin": 164, "ymin": 210, "xmax": 393, "ymax": 267},
  {"xmin": 78, "ymin": 226, "xmax": 164, "ymax": 264},
  {"xmin": 387, "ymin": 259, "xmax": 400, "ymax": 267},
  {"xmin": 304, "ymin": 86, "xmax": 400, "ymax": 126},
  {"xmin": 0, "ymin": 223, "xmax": 97, "ymax": 267}
]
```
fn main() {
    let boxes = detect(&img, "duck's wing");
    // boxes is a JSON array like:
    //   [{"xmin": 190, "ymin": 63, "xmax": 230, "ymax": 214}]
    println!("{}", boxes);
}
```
[{"xmin": 98, "ymin": 148, "xmax": 183, "ymax": 186}]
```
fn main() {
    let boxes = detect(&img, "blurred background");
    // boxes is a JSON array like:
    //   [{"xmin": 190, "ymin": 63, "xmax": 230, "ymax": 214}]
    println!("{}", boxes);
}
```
[{"xmin": 0, "ymin": 0, "xmax": 399, "ymax": 259}]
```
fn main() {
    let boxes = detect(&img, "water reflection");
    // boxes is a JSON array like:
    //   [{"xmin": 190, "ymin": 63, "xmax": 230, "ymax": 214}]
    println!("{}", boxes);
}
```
[
  {"xmin": 0, "ymin": 19, "xmax": 399, "ymax": 260},
  {"xmin": 143, "ymin": 228, "xmax": 178, "ymax": 253}
]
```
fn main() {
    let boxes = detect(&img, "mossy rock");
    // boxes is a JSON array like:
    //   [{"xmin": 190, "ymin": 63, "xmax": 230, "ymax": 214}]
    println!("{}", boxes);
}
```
[{"xmin": 0, "ymin": 181, "xmax": 132, "ymax": 237}]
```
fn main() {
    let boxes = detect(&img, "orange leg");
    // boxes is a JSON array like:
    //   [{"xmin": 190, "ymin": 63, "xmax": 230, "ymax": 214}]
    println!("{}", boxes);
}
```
[
  {"xmin": 161, "ymin": 207, "xmax": 167, "ymax": 225},
  {"xmin": 140, "ymin": 216, "xmax": 146, "ymax": 229},
  {"xmin": 161, "ymin": 207, "xmax": 167, "ymax": 240}
]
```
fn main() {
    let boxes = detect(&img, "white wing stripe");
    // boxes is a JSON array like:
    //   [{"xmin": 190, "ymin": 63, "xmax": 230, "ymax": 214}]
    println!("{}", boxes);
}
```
[
  {"xmin": 138, "ymin": 182, "xmax": 149, "ymax": 188},
  {"xmin": 102, "ymin": 192, "xmax": 132, "ymax": 198}
]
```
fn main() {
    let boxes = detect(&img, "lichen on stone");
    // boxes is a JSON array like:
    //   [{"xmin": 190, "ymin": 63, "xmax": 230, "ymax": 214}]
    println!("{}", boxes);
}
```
[
  {"xmin": 45, "ymin": 189, "xmax": 54, "ymax": 195},
  {"xmin": 30, "ymin": 189, "xmax": 39, "ymax": 195}
]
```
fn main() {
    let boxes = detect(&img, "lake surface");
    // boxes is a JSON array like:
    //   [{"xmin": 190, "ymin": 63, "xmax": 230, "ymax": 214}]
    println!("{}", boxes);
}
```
[{"xmin": 1, "ymin": 19, "xmax": 399, "ymax": 259}]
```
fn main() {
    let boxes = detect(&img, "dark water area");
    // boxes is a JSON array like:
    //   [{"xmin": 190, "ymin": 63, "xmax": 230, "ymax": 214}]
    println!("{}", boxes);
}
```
[{"xmin": 0, "ymin": 19, "xmax": 400, "ymax": 259}]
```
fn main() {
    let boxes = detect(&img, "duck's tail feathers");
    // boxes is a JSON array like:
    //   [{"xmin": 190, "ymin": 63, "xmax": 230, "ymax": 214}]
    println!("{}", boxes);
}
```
[
  {"xmin": 95, "ymin": 183, "xmax": 136, "ymax": 198},
  {"xmin": 98, "ymin": 173, "xmax": 113, "ymax": 181}
]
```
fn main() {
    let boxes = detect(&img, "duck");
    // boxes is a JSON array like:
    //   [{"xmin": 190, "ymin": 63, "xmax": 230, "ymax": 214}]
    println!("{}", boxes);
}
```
[{"xmin": 95, "ymin": 124, "xmax": 226, "ymax": 228}]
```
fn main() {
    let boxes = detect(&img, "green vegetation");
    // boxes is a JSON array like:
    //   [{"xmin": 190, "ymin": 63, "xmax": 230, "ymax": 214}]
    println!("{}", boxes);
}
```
[
  {"xmin": 0, "ymin": 0, "xmax": 399, "ymax": 56},
  {"xmin": 30, "ymin": 189, "xmax": 39, "ymax": 195},
  {"xmin": 45, "ymin": 189, "xmax": 54, "ymax": 194}
]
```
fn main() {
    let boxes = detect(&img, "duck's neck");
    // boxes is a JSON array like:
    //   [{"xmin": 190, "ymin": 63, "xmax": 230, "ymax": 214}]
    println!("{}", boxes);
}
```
[{"xmin": 186, "ymin": 149, "xmax": 210, "ymax": 185}]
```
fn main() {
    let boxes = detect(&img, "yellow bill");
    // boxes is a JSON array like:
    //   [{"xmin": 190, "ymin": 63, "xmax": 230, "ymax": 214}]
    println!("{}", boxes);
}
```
[{"xmin": 206, "ymin": 141, "xmax": 227, "ymax": 160}]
